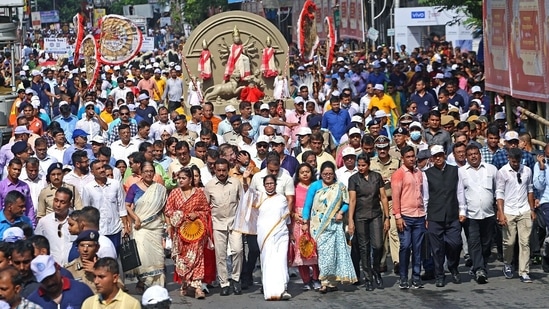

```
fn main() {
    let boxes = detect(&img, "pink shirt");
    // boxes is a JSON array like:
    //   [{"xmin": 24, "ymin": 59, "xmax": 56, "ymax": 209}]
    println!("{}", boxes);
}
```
[
  {"xmin": 284, "ymin": 111, "xmax": 310, "ymax": 147},
  {"xmin": 391, "ymin": 165, "xmax": 426, "ymax": 219}
]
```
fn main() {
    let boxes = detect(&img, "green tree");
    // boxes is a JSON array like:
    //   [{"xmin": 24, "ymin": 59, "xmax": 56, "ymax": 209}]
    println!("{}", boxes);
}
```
[
  {"xmin": 418, "ymin": 0, "xmax": 482, "ymax": 29},
  {"xmin": 183, "ymin": 0, "xmax": 229, "ymax": 26},
  {"xmin": 109, "ymin": 0, "xmax": 149, "ymax": 16}
]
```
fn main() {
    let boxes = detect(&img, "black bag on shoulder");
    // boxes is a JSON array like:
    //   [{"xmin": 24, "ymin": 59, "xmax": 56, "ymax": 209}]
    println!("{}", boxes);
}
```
[{"xmin": 120, "ymin": 234, "xmax": 142, "ymax": 272}]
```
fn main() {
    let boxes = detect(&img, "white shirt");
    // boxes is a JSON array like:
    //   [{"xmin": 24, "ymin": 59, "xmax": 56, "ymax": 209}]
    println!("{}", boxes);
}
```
[
  {"xmin": 110, "ymin": 87, "xmax": 131, "ymax": 104},
  {"xmin": 249, "ymin": 168, "xmax": 295, "ymax": 196},
  {"xmin": 457, "ymin": 163, "xmax": 498, "ymax": 219},
  {"xmin": 238, "ymin": 140, "xmax": 257, "ymax": 159},
  {"xmin": 47, "ymin": 144, "xmax": 70, "ymax": 164},
  {"xmin": 21, "ymin": 174, "xmax": 47, "ymax": 213},
  {"xmin": 336, "ymin": 166, "xmax": 358, "ymax": 188},
  {"xmin": 110, "ymin": 140, "xmax": 139, "ymax": 165},
  {"xmin": 495, "ymin": 163, "xmax": 533, "ymax": 215},
  {"xmin": 81, "ymin": 178, "xmax": 127, "ymax": 236},
  {"xmin": 200, "ymin": 165, "xmax": 213, "ymax": 186},
  {"xmin": 37, "ymin": 155, "xmax": 57, "ymax": 177},
  {"xmin": 187, "ymin": 120, "xmax": 202, "ymax": 135},
  {"xmin": 35, "ymin": 213, "xmax": 75, "ymax": 265},
  {"xmin": 150, "ymin": 120, "xmax": 176, "ymax": 140},
  {"xmin": 75, "ymin": 117, "xmax": 102, "ymax": 139},
  {"xmin": 64, "ymin": 171, "xmax": 94, "ymax": 197},
  {"xmin": 97, "ymin": 235, "xmax": 117, "ymax": 259}
]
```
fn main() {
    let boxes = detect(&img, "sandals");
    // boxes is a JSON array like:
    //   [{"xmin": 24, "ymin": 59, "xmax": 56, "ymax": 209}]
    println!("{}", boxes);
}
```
[
  {"xmin": 319, "ymin": 286, "xmax": 328, "ymax": 294},
  {"xmin": 195, "ymin": 288, "xmax": 206, "ymax": 299}
]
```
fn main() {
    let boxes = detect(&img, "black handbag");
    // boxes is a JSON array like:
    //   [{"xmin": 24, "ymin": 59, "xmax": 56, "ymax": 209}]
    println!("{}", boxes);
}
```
[{"xmin": 120, "ymin": 234, "xmax": 141, "ymax": 272}]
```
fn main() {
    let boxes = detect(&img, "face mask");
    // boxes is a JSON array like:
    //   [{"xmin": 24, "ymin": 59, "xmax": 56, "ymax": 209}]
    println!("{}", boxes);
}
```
[
  {"xmin": 410, "ymin": 131, "xmax": 422, "ymax": 141},
  {"xmin": 239, "ymin": 165, "xmax": 247, "ymax": 174}
]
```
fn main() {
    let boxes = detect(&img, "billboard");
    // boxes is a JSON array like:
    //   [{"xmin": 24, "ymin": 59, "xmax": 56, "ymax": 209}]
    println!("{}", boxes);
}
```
[{"xmin": 484, "ymin": 0, "xmax": 549, "ymax": 102}]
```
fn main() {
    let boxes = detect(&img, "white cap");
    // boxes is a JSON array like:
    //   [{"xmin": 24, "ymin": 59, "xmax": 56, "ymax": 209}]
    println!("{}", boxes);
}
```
[
  {"xmin": 471, "ymin": 86, "xmax": 482, "ymax": 93},
  {"xmin": 430, "ymin": 145, "xmax": 445, "ymax": 156},
  {"xmin": 91, "ymin": 135, "xmax": 105, "ymax": 144},
  {"xmin": 137, "ymin": 93, "xmax": 149, "ymax": 101},
  {"xmin": 169, "ymin": 62, "xmax": 175, "ymax": 67},
  {"xmin": 104, "ymin": 65, "xmax": 111, "ymax": 71},
  {"xmin": 113, "ymin": 65, "xmax": 120, "ymax": 70},
  {"xmin": 127, "ymin": 104, "xmax": 137, "ymax": 112},
  {"xmin": 22, "ymin": 65, "xmax": 29, "ymax": 71},
  {"xmin": 154, "ymin": 68, "xmax": 162, "ymax": 74},
  {"xmin": 19, "ymin": 70, "xmax": 26, "ymax": 76},
  {"xmin": 351, "ymin": 115, "xmax": 363, "ymax": 123},
  {"xmin": 331, "ymin": 90, "xmax": 341, "ymax": 97},
  {"xmin": 58, "ymin": 101, "xmax": 69, "ymax": 108},
  {"xmin": 504, "ymin": 131, "xmax": 519, "ymax": 141},
  {"xmin": 373, "ymin": 84, "xmax": 384, "ymax": 91},
  {"xmin": 260, "ymin": 103, "xmax": 269, "ymax": 110},
  {"xmin": 31, "ymin": 255, "xmax": 57, "ymax": 282},
  {"xmin": 24, "ymin": 88, "xmax": 34, "ymax": 95},
  {"xmin": 494, "ymin": 112, "xmax": 506, "ymax": 120},
  {"xmin": 145, "ymin": 64, "xmax": 153, "ymax": 70},
  {"xmin": 31, "ymin": 70, "xmax": 41, "ymax": 77},
  {"xmin": 174, "ymin": 65, "xmax": 182, "ymax": 71},
  {"xmin": 294, "ymin": 97, "xmax": 305, "ymax": 105},
  {"xmin": 349, "ymin": 127, "xmax": 362, "ymax": 136},
  {"xmin": 84, "ymin": 101, "xmax": 95, "ymax": 108},
  {"xmin": 451, "ymin": 64, "xmax": 459, "ymax": 70},
  {"xmin": 297, "ymin": 66, "xmax": 305, "ymax": 70},
  {"xmin": 357, "ymin": 59, "xmax": 365, "ymax": 65},
  {"xmin": 434, "ymin": 73, "xmax": 445, "ymax": 79},
  {"xmin": 2, "ymin": 227, "xmax": 25, "ymax": 242},
  {"xmin": 374, "ymin": 110, "xmax": 388, "ymax": 118},
  {"xmin": 271, "ymin": 135, "xmax": 285, "ymax": 144},
  {"xmin": 30, "ymin": 100, "xmax": 40, "ymax": 109},
  {"xmin": 153, "ymin": 63, "xmax": 160, "ymax": 68},
  {"xmin": 142, "ymin": 285, "xmax": 172, "ymax": 306},
  {"xmin": 337, "ymin": 56, "xmax": 345, "ymax": 62},
  {"xmin": 342, "ymin": 147, "xmax": 357, "ymax": 157},
  {"xmin": 256, "ymin": 135, "xmax": 270, "ymax": 144},
  {"xmin": 225, "ymin": 105, "xmax": 236, "ymax": 113},
  {"xmin": 297, "ymin": 127, "xmax": 312, "ymax": 136},
  {"xmin": 409, "ymin": 121, "xmax": 422, "ymax": 130}
]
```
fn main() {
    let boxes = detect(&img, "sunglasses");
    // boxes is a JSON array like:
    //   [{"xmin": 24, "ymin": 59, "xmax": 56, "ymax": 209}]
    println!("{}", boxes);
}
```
[
  {"xmin": 120, "ymin": 112, "xmax": 129, "ymax": 116},
  {"xmin": 257, "ymin": 143, "xmax": 269, "ymax": 149}
]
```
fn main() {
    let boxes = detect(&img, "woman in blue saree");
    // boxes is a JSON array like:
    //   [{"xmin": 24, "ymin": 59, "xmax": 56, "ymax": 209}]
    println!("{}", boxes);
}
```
[{"xmin": 301, "ymin": 161, "xmax": 357, "ymax": 293}]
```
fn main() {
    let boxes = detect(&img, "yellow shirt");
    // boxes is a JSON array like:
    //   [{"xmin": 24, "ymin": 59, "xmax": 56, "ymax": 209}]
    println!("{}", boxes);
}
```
[
  {"xmin": 81, "ymin": 289, "xmax": 140, "ymax": 309},
  {"xmin": 154, "ymin": 77, "xmax": 166, "ymax": 101},
  {"xmin": 100, "ymin": 111, "xmax": 114, "ymax": 124},
  {"xmin": 369, "ymin": 94, "xmax": 397, "ymax": 125}
]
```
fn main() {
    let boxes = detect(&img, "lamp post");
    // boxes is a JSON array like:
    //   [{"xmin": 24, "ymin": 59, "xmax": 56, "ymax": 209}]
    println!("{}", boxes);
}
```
[{"xmin": 332, "ymin": 2, "xmax": 340, "ymax": 41}]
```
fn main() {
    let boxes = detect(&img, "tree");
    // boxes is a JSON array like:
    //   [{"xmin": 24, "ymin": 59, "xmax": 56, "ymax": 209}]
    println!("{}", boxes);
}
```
[
  {"xmin": 418, "ymin": 0, "xmax": 482, "ymax": 29},
  {"xmin": 183, "ymin": 0, "xmax": 229, "ymax": 26}
]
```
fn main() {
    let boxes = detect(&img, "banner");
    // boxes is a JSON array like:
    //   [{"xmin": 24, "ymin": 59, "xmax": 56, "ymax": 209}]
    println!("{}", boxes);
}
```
[
  {"xmin": 31, "ymin": 12, "xmax": 40, "ymax": 30},
  {"xmin": 484, "ymin": 0, "xmax": 549, "ymax": 102},
  {"xmin": 141, "ymin": 36, "xmax": 155, "ymax": 52},
  {"xmin": 39, "ymin": 10, "xmax": 59, "ymax": 24},
  {"xmin": 93, "ymin": 9, "xmax": 106, "ymax": 28},
  {"xmin": 44, "ymin": 38, "xmax": 68, "ymax": 54}
]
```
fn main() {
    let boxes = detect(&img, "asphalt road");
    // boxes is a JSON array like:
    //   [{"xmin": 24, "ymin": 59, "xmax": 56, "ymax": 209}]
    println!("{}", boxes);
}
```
[{"xmin": 127, "ymin": 255, "xmax": 549, "ymax": 309}]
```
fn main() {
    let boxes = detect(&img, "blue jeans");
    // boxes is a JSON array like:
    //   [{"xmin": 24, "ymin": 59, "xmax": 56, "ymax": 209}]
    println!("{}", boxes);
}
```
[{"xmin": 398, "ymin": 216, "xmax": 426, "ymax": 282}]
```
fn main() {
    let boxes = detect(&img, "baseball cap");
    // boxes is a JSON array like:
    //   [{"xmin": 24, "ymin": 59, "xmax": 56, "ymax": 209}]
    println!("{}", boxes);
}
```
[
  {"xmin": 434, "ymin": 73, "xmax": 445, "ymax": 79},
  {"xmin": 84, "ymin": 101, "xmax": 95, "ymax": 108},
  {"xmin": 225, "ymin": 105, "xmax": 236, "ymax": 113},
  {"xmin": 294, "ymin": 97, "xmax": 305, "ymax": 105},
  {"xmin": 72, "ymin": 129, "xmax": 88, "ymax": 139},
  {"xmin": 91, "ymin": 136, "xmax": 105, "ymax": 144},
  {"xmin": 137, "ymin": 93, "xmax": 149, "ymax": 101},
  {"xmin": 58, "ymin": 101, "xmax": 69, "ymax": 108},
  {"xmin": 2, "ymin": 227, "xmax": 25, "ymax": 243},
  {"xmin": 430, "ymin": 145, "xmax": 445, "ymax": 156},
  {"xmin": 494, "ymin": 112, "xmax": 506, "ymax": 120},
  {"xmin": 31, "ymin": 255, "xmax": 57, "ymax": 282},
  {"xmin": 417, "ymin": 149, "xmax": 431, "ymax": 161},
  {"xmin": 298, "ymin": 66, "xmax": 305, "ymax": 71},
  {"xmin": 349, "ymin": 127, "xmax": 362, "ymax": 136},
  {"xmin": 256, "ymin": 135, "xmax": 270, "ymax": 144},
  {"xmin": 471, "ymin": 85, "xmax": 482, "ymax": 93},
  {"xmin": 374, "ymin": 136, "xmax": 390, "ymax": 148},
  {"xmin": 351, "ymin": 115, "xmax": 363, "ymax": 123},
  {"xmin": 374, "ymin": 110, "xmax": 388, "ymax": 118},
  {"xmin": 174, "ymin": 65, "xmax": 182, "ymax": 71},
  {"xmin": 142, "ymin": 285, "xmax": 172, "ymax": 306},
  {"xmin": 504, "ymin": 131, "xmax": 519, "ymax": 141},
  {"xmin": 336, "ymin": 57, "xmax": 345, "ymax": 62},
  {"xmin": 271, "ymin": 135, "xmax": 285, "ymax": 145},
  {"xmin": 260, "ymin": 103, "xmax": 269, "ymax": 110},
  {"xmin": 297, "ymin": 127, "xmax": 312, "ymax": 136},
  {"xmin": 127, "ymin": 104, "xmax": 137, "ymax": 112},
  {"xmin": 373, "ymin": 84, "xmax": 384, "ymax": 91},
  {"xmin": 24, "ymin": 88, "xmax": 34, "ymax": 95},
  {"xmin": 338, "ymin": 68, "xmax": 346, "ymax": 73},
  {"xmin": 409, "ymin": 121, "xmax": 422, "ymax": 130},
  {"xmin": 341, "ymin": 147, "xmax": 357, "ymax": 158}
]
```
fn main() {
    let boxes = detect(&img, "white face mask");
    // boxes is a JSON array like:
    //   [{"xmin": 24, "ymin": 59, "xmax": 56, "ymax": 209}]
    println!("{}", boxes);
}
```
[{"xmin": 410, "ymin": 131, "xmax": 422, "ymax": 141}]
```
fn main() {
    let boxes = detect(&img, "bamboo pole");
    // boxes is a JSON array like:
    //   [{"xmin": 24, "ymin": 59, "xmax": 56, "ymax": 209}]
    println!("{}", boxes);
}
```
[{"xmin": 515, "ymin": 106, "xmax": 549, "ymax": 127}]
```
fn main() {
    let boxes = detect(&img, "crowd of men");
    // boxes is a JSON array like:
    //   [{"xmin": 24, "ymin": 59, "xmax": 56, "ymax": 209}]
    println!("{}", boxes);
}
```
[{"xmin": 0, "ymin": 29, "xmax": 546, "ymax": 307}]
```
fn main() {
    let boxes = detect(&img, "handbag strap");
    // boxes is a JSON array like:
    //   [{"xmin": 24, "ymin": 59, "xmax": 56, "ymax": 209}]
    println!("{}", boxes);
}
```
[{"xmin": 259, "ymin": 212, "xmax": 290, "ymax": 253}]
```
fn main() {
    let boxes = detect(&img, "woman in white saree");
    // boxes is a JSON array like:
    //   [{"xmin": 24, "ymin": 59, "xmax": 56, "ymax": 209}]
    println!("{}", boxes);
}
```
[
  {"xmin": 125, "ymin": 161, "xmax": 167, "ymax": 292},
  {"xmin": 256, "ymin": 174, "xmax": 292, "ymax": 301}
]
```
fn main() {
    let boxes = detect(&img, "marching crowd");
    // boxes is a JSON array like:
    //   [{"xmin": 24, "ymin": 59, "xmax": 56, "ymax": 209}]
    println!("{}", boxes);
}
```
[{"xmin": 0, "ymin": 32, "xmax": 547, "ymax": 309}]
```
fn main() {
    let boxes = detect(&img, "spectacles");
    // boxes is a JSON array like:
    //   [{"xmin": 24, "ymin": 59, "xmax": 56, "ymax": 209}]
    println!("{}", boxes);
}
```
[
  {"xmin": 57, "ymin": 224, "xmax": 62, "ymax": 238},
  {"xmin": 517, "ymin": 172, "xmax": 522, "ymax": 184},
  {"xmin": 257, "ymin": 144, "xmax": 268, "ymax": 149},
  {"xmin": 321, "ymin": 172, "xmax": 334, "ymax": 177}
]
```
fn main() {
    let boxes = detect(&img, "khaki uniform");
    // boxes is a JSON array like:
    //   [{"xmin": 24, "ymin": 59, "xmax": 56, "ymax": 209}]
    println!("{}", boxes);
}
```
[
  {"xmin": 173, "ymin": 130, "xmax": 198, "ymax": 147},
  {"xmin": 370, "ymin": 156, "xmax": 400, "ymax": 267},
  {"xmin": 223, "ymin": 131, "xmax": 242, "ymax": 146},
  {"xmin": 65, "ymin": 257, "xmax": 96, "ymax": 292},
  {"xmin": 37, "ymin": 182, "xmax": 83, "ymax": 219}
]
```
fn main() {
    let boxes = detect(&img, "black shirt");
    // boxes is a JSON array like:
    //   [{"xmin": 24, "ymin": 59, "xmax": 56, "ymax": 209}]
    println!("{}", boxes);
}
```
[{"xmin": 348, "ymin": 171, "xmax": 384, "ymax": 220}]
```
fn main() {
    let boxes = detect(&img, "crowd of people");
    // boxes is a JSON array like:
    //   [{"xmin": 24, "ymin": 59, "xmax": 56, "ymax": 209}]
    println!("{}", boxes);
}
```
[{"xmin": 0, "ymin": 26, "xmax": 547, "ymax": 309}]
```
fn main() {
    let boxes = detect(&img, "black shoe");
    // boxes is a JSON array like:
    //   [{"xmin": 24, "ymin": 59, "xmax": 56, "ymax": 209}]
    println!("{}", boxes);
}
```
[
  {"xmin": 379, "ymin": 265, "xmax": 387, "ymax": 273},
  {"xmin": 420, "ymin": 271, "xmax": 435, "ymax": 281},
  {"xmin": 364, "ymin": 281, "xmax": 374, "ymax": 291},
  {"xmin": 450, "ymin": 269, "xmax": 461, "ymax": 284},
  {"xmin": 398, "ymin": 279, "xmax": 409, "ymax": 289},
  {"xmin": 435, "ymin": 278, "xmax": 445, "ymax": 287},
  {"xmin": 374, "ymin": 272, "xmax": 384, "ymax": 289},
  {"xmin": 232, "ymin": 281, "xmax": 242, "ymax": 295},
  {"xmin": 241, "ymin": 279, "xmax": 251, "ymax": 290},
  {"xmin": 411, "ymin": 280, "xmax": 424, "ymax": 289},
  {"xmin": 393, "ymin": 262, "xmax": 399, "ymax": 275},
  {"xmin": 475, "ymin": 270, "xmax": 488, "ymax": 284},
  {"xmin": 497, "ymin": 253, "xmax": 504, "ymax": 262},
  {"xmin": 465, "ymin": 258, "xmax": 473, "ymax": 267},
  {"xmin": 220, "ymin": 286, "xmax": 231, "ymax": 296}
]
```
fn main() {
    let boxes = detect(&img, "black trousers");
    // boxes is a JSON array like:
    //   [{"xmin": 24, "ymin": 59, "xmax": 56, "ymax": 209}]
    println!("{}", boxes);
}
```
[
  {"xmin": 464, "ymin": 216, "xmax": 495, "ymax": 272},
  {"xmin": 427, "ymin": 219, "xmax": 463, "ymax": 279},
  {"xmin": 168, "ymin": 100, "xmax": 180, "ymax": 113},
  {"xmin": 241, "ymin": 234, "xmax": 259, "ymax": 283},
  {"xmin": 355, "ymin": 216, "xmax": 384, "ymax": 280}
]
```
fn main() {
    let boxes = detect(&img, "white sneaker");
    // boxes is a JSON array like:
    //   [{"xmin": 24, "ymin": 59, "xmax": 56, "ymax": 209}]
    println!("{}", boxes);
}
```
[
  {"xmin": 281, "ymin": 291, "xmax": 292, "ymax": 300},
  {"xmin": 312, "ymin": 280, "xmax": 321, "ymax": 290}
]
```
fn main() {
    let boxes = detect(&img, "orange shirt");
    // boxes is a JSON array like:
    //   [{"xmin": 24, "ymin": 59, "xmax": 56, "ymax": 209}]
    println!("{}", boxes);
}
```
[
  {"xmin": 29, "ymin": 117, "xmax": 43, "ymax": 135},
  {"xmin": 204, "ymin": 115, "xmax": 222, "ymax": 133},
  {"xmin": 391, "ymin": 165, "xmax": 426, "ymax": 219}
]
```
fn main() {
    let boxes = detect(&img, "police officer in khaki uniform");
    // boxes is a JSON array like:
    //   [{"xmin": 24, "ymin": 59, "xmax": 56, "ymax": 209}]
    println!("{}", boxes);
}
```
[
  {"xmin": 64, "ymin": 230, "xmax": 101, "ymax": 292},
  {"xmin": 222, "ymin": 115, "xmax": 243, "ymax": 146},
  {"xmin": 369, "ymin": 135, "xmax": 401, "ymax": 274},
  {"xmin": 173, "ymin": 114, "xmax": 198, "ymax": 147}
]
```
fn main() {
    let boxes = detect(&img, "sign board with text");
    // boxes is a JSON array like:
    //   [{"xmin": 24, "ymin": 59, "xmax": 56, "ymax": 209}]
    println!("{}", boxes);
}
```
[{"xmin": 44, "ymin": 38, "xmax": 67, "ymax": 54}]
